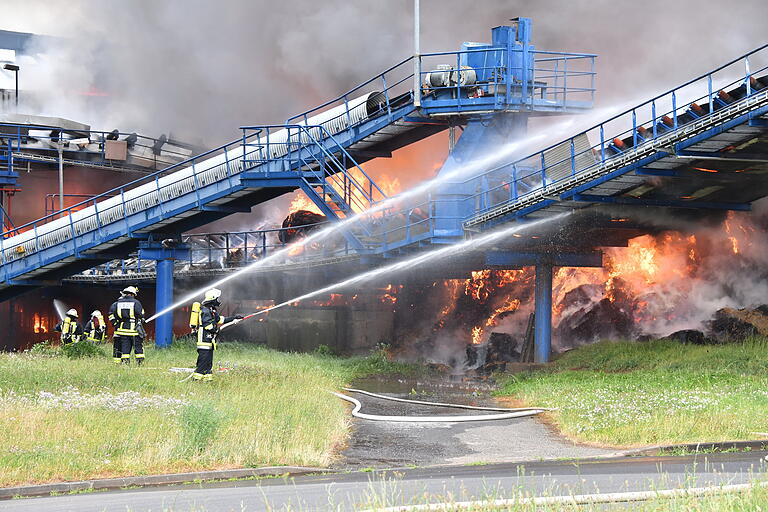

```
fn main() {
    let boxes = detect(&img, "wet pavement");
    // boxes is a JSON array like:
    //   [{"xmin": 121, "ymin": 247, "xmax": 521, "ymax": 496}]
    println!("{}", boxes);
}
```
[{"xmin": 335, "ymin": 376, "xmax": 612, "ymax": 469}]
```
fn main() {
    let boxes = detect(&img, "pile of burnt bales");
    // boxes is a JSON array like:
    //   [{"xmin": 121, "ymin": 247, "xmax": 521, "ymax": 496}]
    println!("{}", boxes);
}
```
[
  {"xmin": 665, "ymin": 305, "xmax": 768, "ymax": 344},
  {"xmin": 466, "ymin": 332, "xmax": 521, "ymax": 372},
  {"xmin": 555, "ymin": 284, "xmax": 635, "ymax": 344}
]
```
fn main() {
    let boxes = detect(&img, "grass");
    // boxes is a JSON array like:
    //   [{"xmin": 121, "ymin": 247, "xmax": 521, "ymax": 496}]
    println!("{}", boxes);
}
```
[
  {"xmin": 354, "ymin": 479, "xmax": 768, "ymax": 512},
  {"xmin": 496, "ymin": 338, "xmax": 768, "ymax": 447},
  {"xmin": 0, "ymin": 338, "xmax": 415, "ymax": 487}
]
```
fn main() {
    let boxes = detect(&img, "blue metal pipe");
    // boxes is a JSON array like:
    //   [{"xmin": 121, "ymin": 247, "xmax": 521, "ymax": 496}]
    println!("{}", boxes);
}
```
[
  {"xmin": 534, "ymin": 263, "xmax": 552, "ymax": 363},
  {"xmin": 155, "ymin": 258, "xmax": 174, "ymax": 348}
]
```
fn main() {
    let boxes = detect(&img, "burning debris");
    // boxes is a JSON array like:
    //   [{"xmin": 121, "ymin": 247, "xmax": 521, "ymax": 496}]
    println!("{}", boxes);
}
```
[
  {"xmin": 278, "ymin": 210, "xmax": 328, "ymax": 244},
  {"xmin": 382, "ymin": 203, "xmax": 768, "ymax": 369}
]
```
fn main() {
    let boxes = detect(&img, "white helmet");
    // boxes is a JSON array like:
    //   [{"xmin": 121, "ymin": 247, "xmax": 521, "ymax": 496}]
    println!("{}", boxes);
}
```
[
  {"xmin": 203, "ymin": 288, "xmax": 222, "ymax": 304},
  {"xmin": 66, "ymin": 308, "xmax": 78, "ymax": 318},
  {"xmin": 91, "ymin": 310, "xmax": 102, "ymax": 317},
  {"xmin": 122, "ymin": 286, "xmax": 139, "ymax": 296}
]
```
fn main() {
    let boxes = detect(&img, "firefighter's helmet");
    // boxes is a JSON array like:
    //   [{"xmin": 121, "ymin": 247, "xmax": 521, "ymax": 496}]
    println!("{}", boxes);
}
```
[
  {"xmin": 122, "ymin": 286, "xmax": 139, "ymax": 296},
  {"xmin": 203, "ymin": 288, "xmax": 222, "ymax": 305},
  {"xmin": 66, "ymin": 308, "xmax": 78, "ymax": 318},
  {"xmin": 91, "ymin": 310, "xmax": 102, "ymax": 317}
]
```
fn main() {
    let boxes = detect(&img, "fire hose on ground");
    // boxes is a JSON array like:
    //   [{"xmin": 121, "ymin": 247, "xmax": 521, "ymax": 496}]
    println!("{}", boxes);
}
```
[{"xmin": 333, "ymin": 388, "xmax": 549, "ymax": 422}]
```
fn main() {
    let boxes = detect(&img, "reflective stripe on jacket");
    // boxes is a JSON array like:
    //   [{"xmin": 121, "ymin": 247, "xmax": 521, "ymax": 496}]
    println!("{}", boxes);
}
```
[
  {"xmin": 85, "ymin": 317, "xmax": 106, "ymax": 342},
  {"xmin": 55, "ymin": 317, "xmax": 83, "ymax": 344},
  {"xmin": 109, "ymin": 296, "xmax": 144, "ymax": 336},
  {"xmin": 196, "ymin": 305, "xmax": 235, "ymax": 349}
]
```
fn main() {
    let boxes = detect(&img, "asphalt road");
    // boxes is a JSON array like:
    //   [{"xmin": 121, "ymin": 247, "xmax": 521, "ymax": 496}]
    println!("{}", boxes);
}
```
[
  {"xmin": 3, "ymin": 452, "xmax": 767, "ymax": 512},
  {"xmin": 337, "ymin": 379, "xmax": 612, "ymax": 469}
]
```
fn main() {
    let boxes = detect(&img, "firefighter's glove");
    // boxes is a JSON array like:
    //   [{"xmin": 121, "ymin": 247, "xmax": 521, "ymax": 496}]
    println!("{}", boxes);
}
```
[{"xmin": 234, "ymin": 315, "xmax": 244, "ymax": 320}]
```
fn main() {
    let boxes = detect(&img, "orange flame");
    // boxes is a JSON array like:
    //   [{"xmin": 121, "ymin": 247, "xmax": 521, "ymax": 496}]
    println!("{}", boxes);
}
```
[{"xmin": 33, "ymin": 313, "xmax": 48, "ymax": 333}]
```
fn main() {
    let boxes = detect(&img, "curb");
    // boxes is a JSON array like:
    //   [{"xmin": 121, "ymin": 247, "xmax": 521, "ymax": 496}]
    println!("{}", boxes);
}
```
[
  {"xmin": 0, "ymin": 466, "xmax": 334, "ymax": 500},
  {"xmin": 4, "ymin": 441, "xmax": 766, "ymax": 500},
  {"xmin": 620, "ymin": 440, "xmax": 768, "ymax": 457}
]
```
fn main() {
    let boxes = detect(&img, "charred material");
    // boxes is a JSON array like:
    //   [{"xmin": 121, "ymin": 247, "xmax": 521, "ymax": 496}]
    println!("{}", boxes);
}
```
[
  {"xmin": 278, "ymin": 210, "xmax": 328, "ymax": 244},
  {"xmin": 665, "ymin": 329, "xmax": 713, "ymax": 345},
  {"xmin": 707, "ymin": 307, "xmax": 768, "ymax": 341},
  {"xmin": 555, "ymin": 284, "xmax": 634, "ymax": 344}
]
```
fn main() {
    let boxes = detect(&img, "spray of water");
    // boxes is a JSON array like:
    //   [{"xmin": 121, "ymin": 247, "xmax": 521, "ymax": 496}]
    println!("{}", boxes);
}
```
[
  {"xmin": 147, "ymin": 135, "xmax": 542, "ymax": 321},
  {"xmin": 147, "ymin": 105, "xmax": 622, "ymax": 322},
  {"xmin": 251, "ymin": 212, "xmax": 569, "ymax": 318},
  {"xmin": 53, "ymin": 299, "xmax": 68, "ymax": 321}
]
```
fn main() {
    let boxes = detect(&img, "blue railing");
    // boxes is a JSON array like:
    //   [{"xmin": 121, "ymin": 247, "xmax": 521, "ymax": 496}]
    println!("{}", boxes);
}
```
[
  {"xmin": 418, "ymin": 48, "xmax": 595, "ymax": 111},
  {"xmin": 462, "ymin": 42, "xmax": 768, "ymax": 223},
  {"xmin": 78, "ymin": 223, "xmax": 340, "ymax": 276},
  {"xmin": 240, "ymin": 124, "xmax": 388, "ymax": 215}
]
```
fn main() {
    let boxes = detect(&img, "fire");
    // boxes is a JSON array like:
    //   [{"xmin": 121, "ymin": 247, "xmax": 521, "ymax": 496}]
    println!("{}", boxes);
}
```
[
  {"xmin": 33, "ymin": 313, "xmax": 48, "ymax": 333},
  {"xmin": 288, "ymin": 191, "xmax": 323, "ymax": 215},
  {"xmin": 465, "ymin": 270, "xmax": 523, "ymax": 302},
  {"xmin": 470, "ymin": 326, "xmax": 482, "ymax": 344},
  {"xmin": 311, "ymin": 293, "xmax": 348, "ymax": 307},
  {"xmin": 724, "ymin": 214, "xmax": 740, "ymax": 254},
  {"xmin": 381, "ymin": 284, "xmax": 399, "ymax": 304},
  {"xmin": 425, "ymin": 209, "xmax": 762, "ymax": 348}
]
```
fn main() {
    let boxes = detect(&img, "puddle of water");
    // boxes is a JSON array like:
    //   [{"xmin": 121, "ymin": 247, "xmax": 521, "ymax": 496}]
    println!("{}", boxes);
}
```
[{"xmin": 351, "ymin": 375, "xmax": 500, "ymax": 407}]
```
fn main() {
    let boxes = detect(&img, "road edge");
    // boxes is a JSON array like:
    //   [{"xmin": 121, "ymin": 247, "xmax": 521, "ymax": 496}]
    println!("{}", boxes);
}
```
[{"xmin": 0, "ymin": 466, "xmax": 334, "ymax": 500}]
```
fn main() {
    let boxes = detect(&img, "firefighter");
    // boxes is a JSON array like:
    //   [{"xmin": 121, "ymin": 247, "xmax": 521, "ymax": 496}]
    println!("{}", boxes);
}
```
[
  {"xmin": 109, "ymin": 286, "xmax": 145, "ymax": 365},
  {"xmin": 85, "ymin": 310, "xmax": 107, "ymax": 343},
  {"xmin": 191, "ymin": 288, "xmax": 243, "ymax": 381},
  {"xmin": 54, "ymin": 309, "xmax": 83, "ymax": 345}
]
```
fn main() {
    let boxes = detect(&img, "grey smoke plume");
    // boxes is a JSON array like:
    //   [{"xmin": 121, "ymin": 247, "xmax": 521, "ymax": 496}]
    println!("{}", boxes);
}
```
[{"xmin": 5, "ymin": 0, "xmax": 767, "ymax": 144}]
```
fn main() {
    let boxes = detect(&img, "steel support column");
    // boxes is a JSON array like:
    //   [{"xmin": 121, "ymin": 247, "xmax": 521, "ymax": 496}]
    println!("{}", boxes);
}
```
[
  {"xmin": 138, "ymin": 241, "xmax": 190, "ymax": 348},
  {"xmin": 534, "ymin": 263, "xmax": 553, "ymax": 363},
  {"xmin": 154, "ymin": 258, "xmax": 174, "ymax": 348}
]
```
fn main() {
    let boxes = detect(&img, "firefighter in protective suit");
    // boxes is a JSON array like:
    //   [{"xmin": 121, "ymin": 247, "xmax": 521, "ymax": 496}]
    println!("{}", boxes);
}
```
[
  {"xmin": 54, "ymin": 309, "xmax": 83, "ymax": 345},
  {"xmin": 84, "ymin": 310, "xmax": 107, "ymax": 343},
  {"xmin": 109, "ymin": 286, "xmax": 145, "ymax": 365},
  {"xmin": 191, "ymin": 288, "xmax": 243, "ymax": 381}
]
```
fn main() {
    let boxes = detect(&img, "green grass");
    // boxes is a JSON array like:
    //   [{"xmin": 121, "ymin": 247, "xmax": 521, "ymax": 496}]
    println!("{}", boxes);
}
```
[
  {"xmin": 0, "ymin": 339, "xmax": 414, "ymax": 487},
  {"xmin": 354, "ymin": 477, "xmax": 768, "ymax": 512},
  {"xmin": 496, "ymin": 338, "xmax": 768, "ymax": 447}
]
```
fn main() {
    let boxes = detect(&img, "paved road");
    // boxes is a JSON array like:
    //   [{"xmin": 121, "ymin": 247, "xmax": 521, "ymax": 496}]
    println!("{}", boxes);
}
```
[
  {"xmin": 337, "ymin": 380, "xmax": 611, "ymax": 469},
  {"xmin": 3, "ymin": 452, "xmax": 767, "ymax": 512}
]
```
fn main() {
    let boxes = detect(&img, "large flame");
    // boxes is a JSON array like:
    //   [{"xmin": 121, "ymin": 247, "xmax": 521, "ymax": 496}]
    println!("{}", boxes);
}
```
[{"xmin": 33, "ymin": 313, "xmax": 48, "ymax": 333}]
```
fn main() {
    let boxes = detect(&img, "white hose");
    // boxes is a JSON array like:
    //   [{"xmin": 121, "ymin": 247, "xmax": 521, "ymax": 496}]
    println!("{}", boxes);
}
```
[
  {"xmin": 342, "ymin": 387, "xmax": 553, "ymax": 412},
  {"xmin": 333, "ymin": 391, "xmax": 544, "ymax": 423},
  {"xmin": 363, "ymin": 481, "xmax": 768, "ymax": 512}
]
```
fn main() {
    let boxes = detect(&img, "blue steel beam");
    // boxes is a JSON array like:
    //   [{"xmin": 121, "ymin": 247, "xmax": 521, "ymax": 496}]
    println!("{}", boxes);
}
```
[
  {"xmin": 534, "ymin": 263, "xmax": 553, "ymax": 363},
  {"xmin": 197, "ymin": 205, "xmax": 253, "ymax": 214},
  {"xmin": 571, "ymin": 193, "xmax": 751, "ymax": 211}
]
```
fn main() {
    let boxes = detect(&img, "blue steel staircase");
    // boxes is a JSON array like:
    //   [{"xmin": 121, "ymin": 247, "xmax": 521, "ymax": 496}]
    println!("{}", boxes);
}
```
[{"xmin": 239, "ymin": 124, "xmax": 388, "ymax": 250}]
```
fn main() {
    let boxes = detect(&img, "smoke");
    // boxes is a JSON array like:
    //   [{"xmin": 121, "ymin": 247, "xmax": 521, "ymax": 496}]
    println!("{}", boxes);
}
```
[{"xmin": 5, "ymin": 0, "xmax": 767, "ymax": 144}]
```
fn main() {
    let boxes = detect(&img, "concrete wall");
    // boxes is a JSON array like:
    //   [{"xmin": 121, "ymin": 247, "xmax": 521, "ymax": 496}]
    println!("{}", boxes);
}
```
[{"xmin": 262, "ymin": 307, "xmax": 394, "ymax": 354}]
